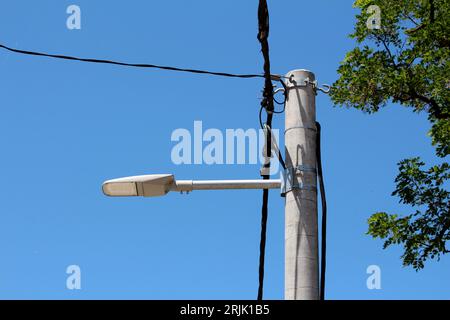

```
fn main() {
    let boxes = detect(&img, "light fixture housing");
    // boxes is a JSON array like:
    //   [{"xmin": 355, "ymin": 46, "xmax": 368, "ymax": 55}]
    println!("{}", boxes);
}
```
[{"xmin": 102, "ymin": 174, "xmax": 175, "ymax": 197}]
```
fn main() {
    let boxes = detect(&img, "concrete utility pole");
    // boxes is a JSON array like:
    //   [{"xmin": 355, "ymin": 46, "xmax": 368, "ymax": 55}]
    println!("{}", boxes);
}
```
[{"xmin": 284, "ymin": 69, "xmax": 319, "ymax": 300}]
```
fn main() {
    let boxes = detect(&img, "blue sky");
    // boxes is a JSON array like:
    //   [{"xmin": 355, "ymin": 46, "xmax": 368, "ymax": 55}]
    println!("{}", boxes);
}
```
[{"xmin": 0, "ymin": 0, "xmax": 448, "ymax": 299}]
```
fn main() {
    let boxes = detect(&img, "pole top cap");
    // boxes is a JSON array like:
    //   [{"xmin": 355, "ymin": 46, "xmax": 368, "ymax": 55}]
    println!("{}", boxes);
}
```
[{"xmin": 285, "ymin": 69, "xmax": 316, "ymax": 81}]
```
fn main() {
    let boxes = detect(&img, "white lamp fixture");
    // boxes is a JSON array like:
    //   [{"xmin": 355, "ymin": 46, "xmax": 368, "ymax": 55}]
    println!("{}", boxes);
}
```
[{"xmin": 102, "ymin": 174, "xmax": 281, "ymax": 197}]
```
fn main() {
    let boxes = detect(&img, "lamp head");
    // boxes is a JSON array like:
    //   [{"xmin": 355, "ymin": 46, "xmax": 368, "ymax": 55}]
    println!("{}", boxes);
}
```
[{"xmin": 102, "ymin": 174, "xmax": 175, "ymax": 197}]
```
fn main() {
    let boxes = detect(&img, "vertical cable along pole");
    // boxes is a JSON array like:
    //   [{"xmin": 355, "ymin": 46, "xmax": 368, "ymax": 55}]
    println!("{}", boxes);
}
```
[{"xmin": 316, "ymin": 121, "xmax": 327, "ymax": 300}]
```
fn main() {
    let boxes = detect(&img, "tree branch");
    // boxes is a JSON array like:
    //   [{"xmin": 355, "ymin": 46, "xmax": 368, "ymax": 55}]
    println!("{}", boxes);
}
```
[
  {"xmin": 402, "ymin": 13, "xmax": 420, "ymax": 26},
  {"xmin": 405, "ymin": 0, "xmax": 435, "ymax": 34},
  {"xmin": 409, "ymin": 90, "xmax": 447, "ymax": 119},
  {"xmin": 430, "ymin": 0, "xmax": 435, "ymax": 23},
  {"xmin": 374, "ymin": 34, "xmax": 399, "ymax": 69}
]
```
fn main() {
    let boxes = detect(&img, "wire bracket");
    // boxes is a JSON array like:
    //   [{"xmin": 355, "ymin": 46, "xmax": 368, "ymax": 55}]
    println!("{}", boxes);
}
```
[
  {"xmin": 285, "ymin": 124, "xmax": 317, "ymax": 134},
  {"xmin": 280, "ymin": 166, "xmax": 317, "ymax": 197},
  {"xmin": 286, "ymin": 74, "xmax": 331, "ymax": 95}
]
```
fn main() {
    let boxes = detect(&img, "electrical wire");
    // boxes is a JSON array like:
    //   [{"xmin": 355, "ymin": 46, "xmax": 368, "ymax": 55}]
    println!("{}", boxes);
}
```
[
  {"xmin": 259, "ymin": 105, "xmax": 265, "ymax": 131},
  {"xmin": 276, "ymin": 147, "xmax": 286, "ymax": 171},
  {"xmin": 273, "ymin": 79, "xmax": 288, "ymax": 108},
  {"xmin": 272, "ymin": 80, "xmax": 287, "ymax": 113},
  {"xmin": 273, "ymin": 95, "xmax": 285, "ymax": 106},
  {"xmin": 258, "ymin": 94, "xmax": 285, "ymax": 130},
  {"xmin": 262, "ymin": 124, "xmax": 286, "ymax": 171},
  {"xmin": 316, "ymin": 121, "xmax": 327, "ymax": 300},
  {"xmin": 259, "ymin": 102, "xmax": 287, "ymax": 172},
  {"xmin": 257, "ymin": 0, "xmax": 274, "ymax": 301},
  {"xmin": 0, "ymin": 43, "xmax": 285, "ymax": 80}
]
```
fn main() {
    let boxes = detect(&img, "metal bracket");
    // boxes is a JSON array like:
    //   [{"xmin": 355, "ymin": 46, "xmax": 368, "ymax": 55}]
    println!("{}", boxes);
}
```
[
  {"xmin": 285, "ymin": 124, "xmax": 317, "ymax": 134},
  {"xmin": 286, "ymin": 74, "xmax": 331, "ymax": 95},
  {"xmin": 295, "ymin": 165, "xmax": 317, "ymax": 173},
  {"xmin": 317, "ymin": 84, "xmax": 331, "ymax": 94},
  {"xmin": 286, "ymin": 75, "xmax": 315, "ymax": 89},
  {"xmin": 280, "ymin": 166, "xmax": 317, "ymax": 197}
]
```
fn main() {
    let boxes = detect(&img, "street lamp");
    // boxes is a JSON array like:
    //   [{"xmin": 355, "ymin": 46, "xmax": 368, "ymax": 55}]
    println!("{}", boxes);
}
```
[
  {"xmin": 102, "ymin": 69, "xmax": 320, "ymax": 300},
  {"xmin": 102, "ymin": 174, "xmax": 281, "ymax": 197}
]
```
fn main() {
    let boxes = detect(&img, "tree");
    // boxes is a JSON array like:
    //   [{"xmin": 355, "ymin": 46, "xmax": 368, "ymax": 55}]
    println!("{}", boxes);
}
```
[{"xmin": 330, "ymin": 0, "xmax": 449, "ymax": 270}]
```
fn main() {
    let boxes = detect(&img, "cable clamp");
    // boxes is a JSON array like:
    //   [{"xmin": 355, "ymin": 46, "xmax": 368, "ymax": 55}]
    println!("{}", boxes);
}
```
[
  {"xmin": 285, "ymin": 124, "xmax": 317, "ymax": 134},
  {"xmin": 280, "ymin": 166, "xmax": 317, "ymax": 197},
  {"xmin": 295, "ymin": 165, "xmax": 317, "ymax": 173}
]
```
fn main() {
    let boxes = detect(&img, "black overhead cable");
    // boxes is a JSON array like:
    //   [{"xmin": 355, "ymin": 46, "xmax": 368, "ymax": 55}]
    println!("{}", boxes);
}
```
[
  {"xmin": 316, "ymin": 121, "xmax": 327, "ymax": 300},
  {"xmin": 257, "ymin": 0, "xmax": 274, "ymax": 301},
  {"xmin": 0, "ymin": 43, "xmax": 285, "ymax": 80}
]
